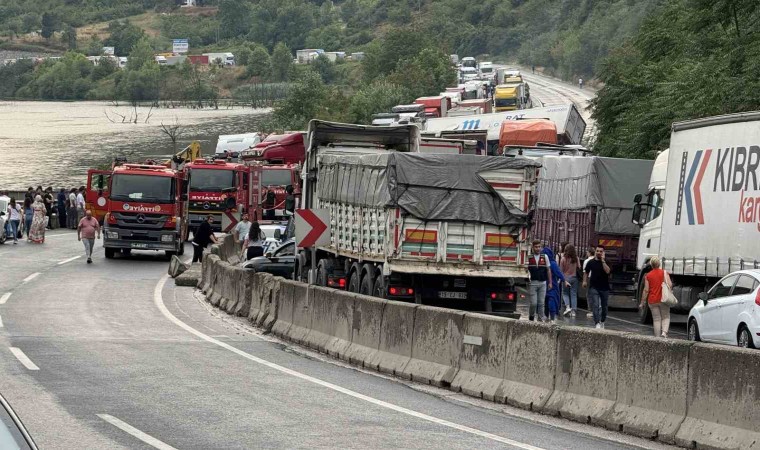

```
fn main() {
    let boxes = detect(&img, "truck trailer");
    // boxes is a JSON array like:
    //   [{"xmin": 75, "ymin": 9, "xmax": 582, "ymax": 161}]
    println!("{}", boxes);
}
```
[
  {"xmin": 535, "ymin": 155, "xmax": 654, "ymax": 307},
  {"xmin": 632, "ymin": 111, "xmax": 760, "ymax": 322},
  {"xmin": 297, "ymin": 121, "xmax": 540, "ymax": 314}
]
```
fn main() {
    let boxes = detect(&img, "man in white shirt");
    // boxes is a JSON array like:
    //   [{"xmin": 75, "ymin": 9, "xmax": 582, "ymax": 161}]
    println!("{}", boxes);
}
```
[
  {"xmin": 68, "ymin": 189, "xmax": 78, "ymax": 229},
  {"xmin": 76, "ymin": 187, "xmax": 86, "ymax": 224},
  {"xmin": 233, "ymin": 213, "xmax": 251, "ymax": 250}
]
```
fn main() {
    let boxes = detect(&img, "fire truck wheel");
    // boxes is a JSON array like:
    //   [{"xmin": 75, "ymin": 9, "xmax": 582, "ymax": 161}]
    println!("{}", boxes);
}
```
[{"xmin": 104, "ymin": 248, "xmax": 115, "ymax": 259}]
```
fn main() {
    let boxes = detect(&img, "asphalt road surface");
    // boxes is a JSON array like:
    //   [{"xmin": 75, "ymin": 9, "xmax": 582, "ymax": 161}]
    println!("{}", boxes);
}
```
[{"xmin": 0, "ymin": 229, "xmax": 680, "ymax": 450}]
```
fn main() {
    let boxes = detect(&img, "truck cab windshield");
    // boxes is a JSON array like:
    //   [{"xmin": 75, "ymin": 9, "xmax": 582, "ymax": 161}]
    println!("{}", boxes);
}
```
[
  {"xmin": 190, "ymin": 169, "xmax": 235, "ymax": 192},
  {"xmin": 495, "ymin": 98, "xmax": 517, "ymax": 107},
  {"xmin": 110, "ymin": 174, "xmax": 174, "ymax": 203},
  {"xmin": 261, "ymin": 169, "xmax": 292, "ymax": 186}
]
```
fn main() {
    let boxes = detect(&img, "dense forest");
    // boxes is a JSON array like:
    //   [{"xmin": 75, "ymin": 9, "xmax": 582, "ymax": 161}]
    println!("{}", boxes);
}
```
[{"xmin": 1, "ymin": 0, "xmax": 760, "ymax": 157}]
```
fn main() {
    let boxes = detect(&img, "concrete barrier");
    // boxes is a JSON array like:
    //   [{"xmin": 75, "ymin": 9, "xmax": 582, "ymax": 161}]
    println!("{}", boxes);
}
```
[
  {"xmin": 499, "ymin": 320, "xmax": 558, "ymax": 411},
  {"xmin": 450, "ymin": 313, "xmax": 510, "ymax": 401},
  {"xmin": 286, "ymin": 282, "xmax": 312, "ymax": 345},
  {"xmin": 258, "ymin": 276, "xmax": 282, "ymax": 332},
  {"xmin": 602, "ymin": 335, "xmax": 691, "ymax": 443},
  {"xmin": 544, "ymin": 327, "xmax": 620, "ymax": 425},
  {"xmin": 247, "ymin": 273, "xmax": 271, "ymax": 325},
  {"xmin": 365, "ymin": 301, "xmax": 417, "ymax": 377},
  {"xmin": 270, "ymin": 280, "xmax": 296, "ymax": 339},
  {"xmin": 303, "ymin": 288, "xmax": 353, "ymax": 359},
  {"xmin": 400, "ymin": 305, "xmax": 465, "ymax": 387},
  {"xmin": 675, "ymin": 344, "xmax": 760, "ymax": 450},
  {"xmin": 345, "ymin": 295, "xmax": 386, "ymax": 367}
]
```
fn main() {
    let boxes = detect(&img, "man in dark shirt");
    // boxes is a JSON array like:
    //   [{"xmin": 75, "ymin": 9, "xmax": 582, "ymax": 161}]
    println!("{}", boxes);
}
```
[
  {"xmin": 192, "ymin": 215, "xmax": 218, "ymax": 263},
  {"xmin": 583, "ymin": 245, "xmax": 611, "ymax": 328}
]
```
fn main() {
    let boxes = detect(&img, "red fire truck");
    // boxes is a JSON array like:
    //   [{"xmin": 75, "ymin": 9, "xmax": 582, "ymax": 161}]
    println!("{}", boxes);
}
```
[
  {"xmin": 100, "ymin": 163, "xmax": 188, "ymax": 259},
  {"xmin": 245, "ymin": 163, "xmax": 301, "ymax": 222},
  {"xmin": 185, "ymin": 158, "xmax": 248, "ymax": 233}
]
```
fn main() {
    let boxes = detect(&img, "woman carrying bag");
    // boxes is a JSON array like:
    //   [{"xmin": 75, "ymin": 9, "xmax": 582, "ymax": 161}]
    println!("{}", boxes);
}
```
[{"xmin": 640, "ymin": 256, "xmax": 674, "ymax": 338}]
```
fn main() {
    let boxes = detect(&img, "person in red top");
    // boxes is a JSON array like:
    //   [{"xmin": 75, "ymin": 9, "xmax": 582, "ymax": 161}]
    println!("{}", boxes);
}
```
[
  {"xmin": 640, "ymin": 256, "xmax": 673, "ymax": 338},
  {"xmin": 77, "ymin": 209, "xmax": 101, "ymax": 264}
]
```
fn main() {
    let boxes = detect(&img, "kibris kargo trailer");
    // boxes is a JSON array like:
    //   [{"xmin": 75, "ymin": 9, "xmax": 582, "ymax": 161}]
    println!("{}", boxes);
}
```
[
  {"xmin": 632, "ymin": 111, "xmax": 760, "ymax": 322},
  {"xmin": 297, "ymin": 120, "xmax": 540, "ymax": 314}
]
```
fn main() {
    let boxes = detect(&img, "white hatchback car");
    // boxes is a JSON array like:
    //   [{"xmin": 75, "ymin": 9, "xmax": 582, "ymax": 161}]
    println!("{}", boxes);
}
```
[{"xmin": 688, "ymin": 269, "xmax": 760, "ymax": 348}]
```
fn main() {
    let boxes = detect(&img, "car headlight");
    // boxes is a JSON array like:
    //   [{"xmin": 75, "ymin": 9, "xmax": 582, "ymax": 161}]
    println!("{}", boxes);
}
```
[
  {"xmin": 106, "ymin": 231, "xmax": 118, "ymax": 239},
  {"xmin": 161, "ymin": 234, "xmax": 174, "ymax": 242}
]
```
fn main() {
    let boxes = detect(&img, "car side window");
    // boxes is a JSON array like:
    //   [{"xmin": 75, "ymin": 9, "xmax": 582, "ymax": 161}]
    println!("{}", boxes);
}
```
[
  {"xmin": 275, "ymin": 243, "xmax": 295, "ymax": 257},
  {"xmin": 732, "ymin": 275, "xmax": 758, "ymax": 296},
  {"xmin": 709, "ymin": 275, "xmax": 738, "ymax": 299}
]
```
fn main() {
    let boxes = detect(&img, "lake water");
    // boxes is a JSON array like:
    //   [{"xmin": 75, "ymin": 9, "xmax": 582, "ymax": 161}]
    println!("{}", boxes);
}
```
[{"xmin": 0, "ymin": 101, "xmax": 268, "ymax": 190}]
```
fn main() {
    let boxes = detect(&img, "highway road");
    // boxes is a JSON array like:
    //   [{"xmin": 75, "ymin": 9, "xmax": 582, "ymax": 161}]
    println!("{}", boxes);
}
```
[{"xmin": 0, "ymin": 231, "xmax": 678, "ymax": 450}]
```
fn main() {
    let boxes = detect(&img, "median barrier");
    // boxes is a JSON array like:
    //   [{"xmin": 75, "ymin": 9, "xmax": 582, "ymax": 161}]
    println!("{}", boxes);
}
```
[
  {"xmin": 450, "ymin": 313, "xmax": 510, "ymax": 401},
  {"xmin": 247, "ymin": 273, "xmax": 270, "ymax": 325},
  {"xmin": 229, "ymin": 268, "xmax": 255, "ymax": 317},
  {"xmin": 270, "ymin": 280, "xmax": 296, "ymax": 339},
  {"xmin": 603, "ymin": 335, "xmax": 691, "ymax": 443},
  {"xmin": 544, "ymin": 327, "xmax": 620, "ymax": 425},
  {"xmin": 208, "ymin": 259, "xmax": 228, "ymax": 307},
  {"xmin": 303, "ymin": 287, "xmax": 353, "ymax": 359},
  {"xmin": 345, "ymin": 296, "xmax": 385, "ymax": 367},
  {"xmin": 259, "ymin": 276, "xmax": 283, "ymax": 332},
  {"xmin": 286, "ymin": 282, "xmax": 313, "ymax": 345},
  {"xmin": 365, "ymin": 300, "xmax": 417, "ymax": 376},
  {"xmin": 498, "ymin": 320, "xmax": 557, "ymax": 410},
  {"xmin": 400, "ymin": 305, "xmax": 465, "ymax": 387},
  {"xmin": 674, "ymin": 343, "xmax": 760, "ymax": 450}
]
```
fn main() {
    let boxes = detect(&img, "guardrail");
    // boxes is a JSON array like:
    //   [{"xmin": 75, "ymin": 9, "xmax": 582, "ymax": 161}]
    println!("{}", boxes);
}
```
[{"xmin": 199, "ymin": 235, "xmax": 760, "ymax": 449}]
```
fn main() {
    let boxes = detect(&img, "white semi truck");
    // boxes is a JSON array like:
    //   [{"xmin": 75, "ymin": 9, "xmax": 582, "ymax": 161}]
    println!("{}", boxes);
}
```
[
  {"xmin": 632, "ymin": 111, "xmax": 760, "ymax": 322},
  {"xmin": 296, "ymin": 120, "xmax": 541, "ymax": 315}
]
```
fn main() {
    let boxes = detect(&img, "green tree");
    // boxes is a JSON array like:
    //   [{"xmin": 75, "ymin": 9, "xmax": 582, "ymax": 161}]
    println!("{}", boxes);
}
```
[
  {"xmin": 218, "ymin": 0, "xmax": 251, "ymax": 39},
  {"xmin": 310, "ymin": 54, "xmax": 335, "ymax": 83},
  {"xmin": 267, "ymin": 70, "xmax": 329, "ymax": 130},
  {"xmin": 126, "ymin": 38, "xmax": 155, "ymax": 71},
  {"xmin": 104, "ymin": 20, "xmax": 145, "ymax": 56},
  {"xmin": 62, "ymin": 24, "xmax": 77, "ymax": 50},
  {"xmin": 270, "ymin": 42, "xmax": 293, "ymax": 82},
  {"xmin": 40, "ymin": 12, "xmax": 58, "ymax": 40},
  {"xmin": 245, "ymin": 45, "xmax": 272, "ymax": 79},
  {"xmin": 363, "ymin": 27, "xmax": 432, "ymax": 81},
  {"xmin": 347, "ymin": 80, "xmax": 411, "ymax": 124},
  {"xmin": 236, "ymin": 46, "xmax": 254, "ymax": 66}
]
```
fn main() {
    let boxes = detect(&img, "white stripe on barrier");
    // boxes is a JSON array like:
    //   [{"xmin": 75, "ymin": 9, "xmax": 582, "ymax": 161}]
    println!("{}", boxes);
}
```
[
  {"xmin": 463, "ymin": 335, "xmax": 483, "ymax": 346},
  {"xmin": 153, "ymin": 275, "xmax": 545, "ymax": 450}
]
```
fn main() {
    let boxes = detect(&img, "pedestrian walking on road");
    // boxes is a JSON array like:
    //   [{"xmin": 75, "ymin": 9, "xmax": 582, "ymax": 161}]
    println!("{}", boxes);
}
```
[
  {"xmin": 28, "ymin": 195, "xmax": 47, "ymax": 244},
  {"xmin": 233, "ymin": 213, "xmax": 252, "ymax": 251},
  {"xmin": 77, "ymin": 209, "xmax": 101, "ymax": 264},
  {"xmin": 560, "ymin": 244, "xmax": 581, "ymax": 317},
  {"xmin": 67, "ymin": 188, "xmax": 78, "ymax": 229},
  {"xmin": 543, "ymin": 246, "xmax": 566, "ymax": 323},
  {"xmin": 583, "ymin": 245, "xmax": 611, "ymax": 329},
  {"xmin": 191, "ymin": 215, "xmax": 218, "ymax": 263},
  {"xmin": 76, "ymin": 186, "xmax": 86, "ymax": 225},
  {"xmin": 23, "ymin": 197, "xmax": 33, "ymax": 238},
  {"xmin": 640, "ymin": 256, "xmax": 672, "ymax": 338},
  {"xmin": 243, "ymin": 221, "xmax": 267, "ymax": 261},
  {"xmin": 6, "ymin": 198, "xmax": 22, "ymax": 244},
  {"xmin": 57, "ymin": 188, "xmax": 67, "ymax": 230},
  {"xmin": 527, "ymin": 240, "xmax": 552, "ymax": 322}
]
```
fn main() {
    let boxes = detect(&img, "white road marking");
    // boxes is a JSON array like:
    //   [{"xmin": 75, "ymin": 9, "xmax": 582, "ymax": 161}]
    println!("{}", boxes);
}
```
[
  {"xmin": 154, "ymin": 276, "xmax": 544, "ymax": 450},
  {"xmin": 22, "ymin": 272, "xmax": 40, "ymax": 283},
  {"xmin": 0, "ymin": 315, "xmax": 3, "ymax": 328},
  {"xmin": 97, "ymin": 414, "xmax": 178, "ymax": 450},
  {"xmin": 57, "ymin": 255, "xmax": 82, "ymax": 265},
  {"xmin": 10, "ymin": 347, "xmax": 39, "ymax": 370},
  {"xmin": 0, "ymin": 293, "xmax": 10, "ymax": 304},
  {"xmin": 44, "ymin": 233, "xmax": 71, "ymax": 239}
]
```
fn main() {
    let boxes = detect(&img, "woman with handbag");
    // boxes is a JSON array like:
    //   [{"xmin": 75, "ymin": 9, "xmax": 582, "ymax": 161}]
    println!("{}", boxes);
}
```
[{"xmin": 640, "ymin": 256, "xmax": 673, "ymax": 338}]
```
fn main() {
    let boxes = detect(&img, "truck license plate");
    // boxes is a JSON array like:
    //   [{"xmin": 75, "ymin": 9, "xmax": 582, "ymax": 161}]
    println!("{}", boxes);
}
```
[
  {"xmin": 131, "ymin": 243, "xmax": 148, "ymax": 248},
  {"xmin": 439, "ymin": 291, "xmax": 467, "ymax": 300}
]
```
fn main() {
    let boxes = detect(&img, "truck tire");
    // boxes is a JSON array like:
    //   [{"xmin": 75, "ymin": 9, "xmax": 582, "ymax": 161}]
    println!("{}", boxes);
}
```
[
  {"xmin": 359, "ymin": 263, "xmax": 375, "ymax": 296},
  {"xmin": 105, "ymin": 247, "xmax": 115, "ymax": 259},
  {"xmin": 317, "ymin": 259, "xmax": 334, "ymax": 287},
  {"xmin": 373, "ymin": 273, "xmax": 386, "ymax": 299},
  {"xmin": 348, "ymin": 270, "xmax": 360, "ymax": 294}
]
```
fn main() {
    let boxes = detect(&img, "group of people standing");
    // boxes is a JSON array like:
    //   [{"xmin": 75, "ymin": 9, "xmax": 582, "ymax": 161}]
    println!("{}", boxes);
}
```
[
  {"xmin": 3, "ymin": 186, "xmax": 87, "ymax": 245},
  {"xmin": 527, "ymin": 240, "xmax": 671, "ymax": 338}
]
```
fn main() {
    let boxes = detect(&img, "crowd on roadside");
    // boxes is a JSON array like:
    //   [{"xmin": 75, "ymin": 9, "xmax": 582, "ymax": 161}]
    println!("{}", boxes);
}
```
[
  {"xmin": 529, "ymin": 241, "xmax": 672, "ymax": 339},
  {"xmin": 2, "ymin": 186, "xmax": 87, "ymax": 244}
]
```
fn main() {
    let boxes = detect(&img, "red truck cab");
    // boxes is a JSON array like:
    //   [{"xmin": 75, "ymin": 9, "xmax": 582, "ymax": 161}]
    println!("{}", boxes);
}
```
[
  {"xmin": 101, "ymin": 164, "xmax": 188, "ymax": 259},
  {"xmin": 246, "ymin": 163, "xmax": 301, "ymax": 222},
  {"xmin": 414, "ymin": 96, "xmax": 451, "ymax": 118},
  {"xmin": 185, "ymin": 158, "xmax": 249, "ymax": 233},
  {"xmin": 241, "ymin": 132, "xmax": 306, "ymax": 165}
]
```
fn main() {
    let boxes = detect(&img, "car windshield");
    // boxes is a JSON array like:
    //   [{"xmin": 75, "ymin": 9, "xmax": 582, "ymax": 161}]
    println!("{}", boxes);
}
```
[
  {"xmin": 261, "ymin": 169, "xmax": 292, "ymax": 186},
  {"xmin": 190, "ymin": 169, "xmax": 235, "ymax": 192},
  {"xmin": 495, "ymin": 98, "xmax": 517, "ymax": 107},
  {"xmin": 110, "ymin": 174, "xmax": 174, "ymax": 203}
]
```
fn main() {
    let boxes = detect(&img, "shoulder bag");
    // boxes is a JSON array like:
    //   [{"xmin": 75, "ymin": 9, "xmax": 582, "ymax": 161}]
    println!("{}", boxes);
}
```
[{"xmin": 660, "ymin": 272, "xmax": 678, "ymax": 307}]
